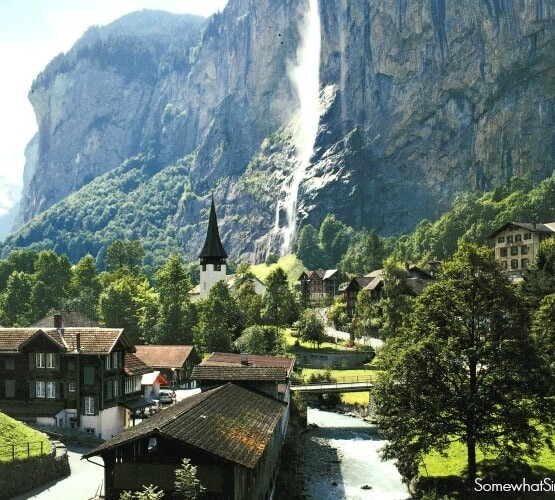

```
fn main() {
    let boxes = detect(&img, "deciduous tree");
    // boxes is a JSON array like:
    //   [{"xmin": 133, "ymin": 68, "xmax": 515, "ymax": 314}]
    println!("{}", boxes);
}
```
[{"xmin": 374, "ymin": 243, "xmax": 555, "ymax": 486}]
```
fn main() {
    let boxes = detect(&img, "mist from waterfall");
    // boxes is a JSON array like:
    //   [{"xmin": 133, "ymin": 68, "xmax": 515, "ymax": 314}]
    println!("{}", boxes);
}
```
[{"xmin": 272, "ymin": 0, "xmax": 321, "ymax": 256}]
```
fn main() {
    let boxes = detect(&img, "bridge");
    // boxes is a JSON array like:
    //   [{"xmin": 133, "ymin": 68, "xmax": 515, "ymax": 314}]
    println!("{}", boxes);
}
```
[{"xmin": 290, "ymin": 376, "xmax": 374, "ymax": 393}]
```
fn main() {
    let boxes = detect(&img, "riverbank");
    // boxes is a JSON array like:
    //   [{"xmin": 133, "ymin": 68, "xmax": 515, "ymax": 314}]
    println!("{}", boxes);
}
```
[{"xmin": 276, "ymin": 406, "xmax": 409, "ymax": 500}]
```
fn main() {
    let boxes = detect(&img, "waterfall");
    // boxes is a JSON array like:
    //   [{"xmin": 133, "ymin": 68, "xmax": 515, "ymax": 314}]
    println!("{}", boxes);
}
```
[{"xmin": 271, "ymin": 0, "xmax": 321, "ymax": 256}]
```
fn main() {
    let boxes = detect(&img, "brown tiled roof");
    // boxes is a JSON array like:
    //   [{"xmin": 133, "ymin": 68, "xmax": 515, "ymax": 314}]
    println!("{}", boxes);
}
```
[
  {"xmin": 31, "ymin": 311, "xmax": 99, "ymax": 328},
  {"xmin": 84, "ymin": 383, "xmax": 286, "ymax": 469},
  {"xmin": 192, "ymin": 365, "xmax": 288, "ymax": 382},
  {"xmin": 202, "ymin": 352, "xmax": 294, "ymax": 372},
  {"xmin": 124, "ymin": 353, "xmax": 152, "ymax": 376},
  {"xmin": 134, "ymin": 345, "xmax": 195, "ymax": 369},
  {"xmin": 0, "ymin": 327, "xmax": 131, "ymax": 355}
]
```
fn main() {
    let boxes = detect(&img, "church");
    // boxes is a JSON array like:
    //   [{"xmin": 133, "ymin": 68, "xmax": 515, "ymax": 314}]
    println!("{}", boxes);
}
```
[{"xmin": 191, "ymin": 198, "xmax": 265, "ymax": 301}]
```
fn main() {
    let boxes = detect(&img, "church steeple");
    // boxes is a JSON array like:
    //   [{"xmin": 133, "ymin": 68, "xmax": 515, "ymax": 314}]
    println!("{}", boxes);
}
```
[
  {"xmin": 198, "ymin": 197, "xmax": 227, "ymax": 298},
  {"xmin": 199, "ymin": 197, "xmax": 227, "ymax": 262}
]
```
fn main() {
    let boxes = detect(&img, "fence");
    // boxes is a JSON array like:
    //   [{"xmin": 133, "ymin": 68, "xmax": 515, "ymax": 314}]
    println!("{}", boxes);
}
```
[{"xmin": 0, "ymin": 441, "xmax": 46, "ymax": 461}]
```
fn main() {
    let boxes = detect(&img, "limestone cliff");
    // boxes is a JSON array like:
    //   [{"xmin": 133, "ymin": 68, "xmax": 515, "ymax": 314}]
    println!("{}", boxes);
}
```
[{"xmin": 12, "ymin": 0, "xmax": 555, "ymax": 262}]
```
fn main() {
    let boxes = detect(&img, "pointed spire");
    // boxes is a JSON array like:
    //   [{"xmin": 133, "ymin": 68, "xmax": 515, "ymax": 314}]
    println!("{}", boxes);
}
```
[{"xmin": 199, "ymin": 197, "xmax": 228, "ymax": 259}]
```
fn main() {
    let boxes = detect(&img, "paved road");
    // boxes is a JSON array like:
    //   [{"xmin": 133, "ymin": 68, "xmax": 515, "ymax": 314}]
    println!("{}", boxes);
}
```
[{"xmin": 11, "ymin": 445, "xmax": 104, "ymax": 500}]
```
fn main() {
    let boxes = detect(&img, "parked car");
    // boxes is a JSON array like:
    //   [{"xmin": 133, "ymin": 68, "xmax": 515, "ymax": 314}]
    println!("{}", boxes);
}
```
[{"xmin": 158, "ymin": 389, "xmax": 175, "ymax": 405}]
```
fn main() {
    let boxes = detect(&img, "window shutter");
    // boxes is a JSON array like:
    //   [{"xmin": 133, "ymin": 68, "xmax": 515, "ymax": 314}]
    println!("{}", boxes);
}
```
[
  {"xmin": 60, "ymin": 381, "xmax": 66, "ymax": 399},
  {"xmin": 54, "ymin": 353, "xmax": 60, "ymax": 371},
  {"xmin": 28, "ymin": 381, "xmax": 35, "ymax": 398},
  {"xmin": 29, "ymin": 353, "xmax": 34, "ymax": 370}
]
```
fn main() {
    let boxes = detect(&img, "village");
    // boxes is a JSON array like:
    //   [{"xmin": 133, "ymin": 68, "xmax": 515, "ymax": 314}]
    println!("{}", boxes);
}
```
[{"xmin": 1, "ymin": 194, "xmax": 554, "ymax": 499}]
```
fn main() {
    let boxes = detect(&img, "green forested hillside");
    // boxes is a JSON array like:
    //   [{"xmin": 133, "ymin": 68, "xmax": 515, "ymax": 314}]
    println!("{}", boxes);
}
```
[
  {"xmin": 2, "ymin": 153, "xmax": 195, "ymax": 273},
  {"xmin": 388, "ymin": 173, "xmax": 555, "ymax": 263}
]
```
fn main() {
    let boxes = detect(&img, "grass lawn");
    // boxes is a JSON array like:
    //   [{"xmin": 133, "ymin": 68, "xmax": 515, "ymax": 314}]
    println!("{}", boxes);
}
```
[
  {"xmin": 251, "ymin": 254, "xmax": 305, "ymax": 284},
  {"xmin": 0, "ymin": 413, "xmax": 52, "ymax": 462},
  {"xmin": 420, "ymin": 436, "xmax": 555, "ymax": 478}
]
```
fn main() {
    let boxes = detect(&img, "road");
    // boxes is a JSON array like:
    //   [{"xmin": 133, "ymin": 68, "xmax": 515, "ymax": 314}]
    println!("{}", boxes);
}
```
[{"xmin": 11, "ymin": 445, "xmax": 104, "ymax": 500}]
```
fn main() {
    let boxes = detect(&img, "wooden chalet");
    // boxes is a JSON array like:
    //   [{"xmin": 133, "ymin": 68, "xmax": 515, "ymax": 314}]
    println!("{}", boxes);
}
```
[
  {"xmin": 298, "ymin": 269, "xmax": 347, "ymax": 304},
  {"xmin": 0, "ymin": 314, "xmax": 144, "ymax": 438},
  {"xmin": 83, "ymin": 383, "xmax": 287, "ymax": 500},
  {"xmin": 134, "ymin": 345, "xmax": 200, "ymax": 388}
]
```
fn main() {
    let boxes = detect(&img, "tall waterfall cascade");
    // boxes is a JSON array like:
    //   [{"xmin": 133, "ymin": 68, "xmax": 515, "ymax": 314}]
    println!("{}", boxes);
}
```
[{"xmin": 271, "ymin": 0, "xmax": 321, "ymax": 257}]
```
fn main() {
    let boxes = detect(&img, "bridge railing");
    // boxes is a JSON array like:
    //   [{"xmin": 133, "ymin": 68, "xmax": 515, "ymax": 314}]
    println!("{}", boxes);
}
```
[{"xmin": 291, "ymin": 375, "xmax": 374, "ymax": 386}]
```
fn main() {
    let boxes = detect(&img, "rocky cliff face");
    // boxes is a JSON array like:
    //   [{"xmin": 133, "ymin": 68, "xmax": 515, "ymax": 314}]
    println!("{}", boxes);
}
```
[{"xmin": 14, "ymin": 1, "xmax": 555, "ymax": 262}]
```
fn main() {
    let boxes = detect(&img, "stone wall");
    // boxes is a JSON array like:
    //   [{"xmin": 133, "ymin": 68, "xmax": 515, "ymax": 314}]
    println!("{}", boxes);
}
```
[{"xmin": 0, "ymin": 442, "xmax": 69, "ymax": 500}]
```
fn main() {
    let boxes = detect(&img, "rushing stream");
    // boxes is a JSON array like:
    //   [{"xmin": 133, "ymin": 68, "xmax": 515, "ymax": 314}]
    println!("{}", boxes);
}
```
[{"xmin": 301, "ymin": 408, "xmax": 409, "ymax": 500}]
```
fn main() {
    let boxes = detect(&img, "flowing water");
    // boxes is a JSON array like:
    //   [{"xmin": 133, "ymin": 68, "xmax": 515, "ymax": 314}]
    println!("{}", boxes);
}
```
[{"xmin": 302, "ymin": 408, "xmax": 409, "ymax": 500}]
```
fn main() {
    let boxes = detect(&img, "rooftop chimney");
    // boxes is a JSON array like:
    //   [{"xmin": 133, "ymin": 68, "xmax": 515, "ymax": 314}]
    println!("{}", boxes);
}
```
[
  {"xmin": 240, "ymin": 353, "xmax": 249, "ymax": 366},
  {"xmin": 54, "ymin": 313, "xmax": 63, "ymax": 329}
]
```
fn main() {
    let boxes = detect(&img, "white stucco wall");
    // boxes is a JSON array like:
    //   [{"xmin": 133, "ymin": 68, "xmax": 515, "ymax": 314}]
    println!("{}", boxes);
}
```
[{"xmin": 199, "ymin": 263, "xmax": 226, "ymax": 298}]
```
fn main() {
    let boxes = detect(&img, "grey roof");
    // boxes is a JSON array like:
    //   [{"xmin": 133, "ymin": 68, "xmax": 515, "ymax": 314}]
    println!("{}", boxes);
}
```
[
  {"xmin": 488, "ymin": 222, "xmax": 555, "ymax": 238},
  {"xmin": 199, "ymin": 198, "xmax": 227, "ymax": 259},
  {"xmin": 83, "ymin": 383, "xmax": 286, "ymax": 469}
]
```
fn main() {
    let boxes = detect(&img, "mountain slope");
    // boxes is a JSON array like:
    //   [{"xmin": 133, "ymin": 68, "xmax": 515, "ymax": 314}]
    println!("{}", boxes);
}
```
[{"xmin": 7, "ymin": 0, "xmax": 555, "ymax": 264}]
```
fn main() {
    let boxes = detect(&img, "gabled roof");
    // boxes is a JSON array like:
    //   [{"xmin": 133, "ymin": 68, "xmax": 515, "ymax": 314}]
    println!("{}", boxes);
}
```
[
  {"xmin": 134, "ymin": 345, "xmax": 196, "ymax": 369},
  {"xmin": 141, "ymin": 371, "xmax": 169, "ymax": 386},
  {"xmin": 0, "ymin": 327, "xmax": 131, "ymax": 355},
  {"xmin": 31, "ymin": 311, "xmax": 99, "ymax": 328},
  {"xmin": 83, "ymin": 383, "xmax": 287, "ymax": 469},
  {"xmin": 344, "ymin": 276, "xmax": 374, "ymax": 292},
  {"xmin": 202, "ymin": 352, "xmax": 295, "ymax": 372},
  {"xmin": 300, "ymin": 269, "xmax": 340, "ymax": 281},
  {"xmin": 199, "ymin": 198, "xmax": 227, "ymax": 259},
  {"xmin": 488, "ymin": 221, "xmax": 555, "ymax": 238},
  {"xmin": 193, "ymin": 352, "xmax": 294, "ymax": 382},
  {"xmin": 124, "ymin": 352, "xmax": 152, "ymax": 376}
]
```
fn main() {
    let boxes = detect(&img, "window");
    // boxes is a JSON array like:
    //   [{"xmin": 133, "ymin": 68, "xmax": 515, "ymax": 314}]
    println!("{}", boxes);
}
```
[
  {"xmin": 497, "ymin": 236, "xmax": 505, "ymax": 243},
  {"xmin": 524, "ymin": 233, "xmax": 532, "ymax": 240},
  {"xmin": 105, "ymin": 355, "xmax": 111, "ymax": 370},
  {"xmin": 502, "ymin": 261, "xmax": 508, "ymax": 269},
  {"xmin": 46, "ymin": 353, "xmax": 56, "ymax": 369},
  {"xmin": 521, "ymin": 258, "xmax": 529, "ymax": 269},
  {"xmin": 500, "ymin": 248, "xmax": 508, "ymax": 257},
  {"xmin": 36, "ymin": 381, "xmax": 45, "ymax": 398},
  {"xmin": 507, "ymin": 235, "xmax": 514, "ymax": 243},
  {"xmin": 85, "ymin": 428, "xmax": 95, "ymax": 435},
  {"xmin": 112, "ymin": 351, "xmax": 120, "ymax": 369},
  {"xmin": 511, "ymin": 246, "xmax": 519, "ymax": 256},
  {"xmin": 511, "ymin": 259, "xmax": 519, "ymax": 269},
  {"xmin": 5, "ymin": 358, "xmax": 15, "ymax": 370},
  {"xmin": 69, "ymin": 382, "xmax": 76, "ymax": 392},
  {"xmin": 521, "ymin": 245, "xmax": 529, "ymax": 255},
  {"xmin": 113, "ymin": 379, "xmax": 120, "ymax": 397},
  {"xmin": 84, "ymin": 367, "xmax": 94, "ymax": 386},
  {"xmin": 36, "ymin": 353, "xmax": 45, "ymax": 368},
  {"xmin": 515, "ymin": 234, "xmax": 522, "ymax": 242},
  {"xmin": 214, "ymin": 264, "xmax": 221, "ymax": 271},
  {"xmin": 84, "ymin": 397, "xmax": 95, "ymax": 415},
  {"xmin": 5, "ymin": 380, "xmax": 15, "ymax": 398},
  {"xmin": 46, "ymin": 381, "xmax": 56, "ymax": 399}
]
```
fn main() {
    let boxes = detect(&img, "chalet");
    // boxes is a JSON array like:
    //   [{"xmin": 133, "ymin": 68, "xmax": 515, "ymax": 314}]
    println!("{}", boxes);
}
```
[
  {"xmin": 344, "ymin": 266, "xmax": 435, "ymax": 319},
  {"xmin": 298, "ymin": 269, "xmax": 347, "ymax": 304},
  {"xmin": 192, "ymin": 352, "xmax": 294, "ymax": 437},
  {"xmin": 83, "ymin": 383, "xmax": 287, "ymax": 500},
  {"xmin": 134, "ymin": 345, "xmax": 200, "ymax": 388},
  {"xmin": 0, "ymin": 314, "xmax": 141, "ymax": 438},
  {"xmin": 489, "ymin": 222, "xmax": 555, "ymax": 279}
]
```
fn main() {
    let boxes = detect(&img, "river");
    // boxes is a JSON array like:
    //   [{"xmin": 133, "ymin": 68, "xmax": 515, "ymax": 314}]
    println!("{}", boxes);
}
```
[{"xmin": 297, "ymin": 407, "xmax": 410, "ymax": 500}]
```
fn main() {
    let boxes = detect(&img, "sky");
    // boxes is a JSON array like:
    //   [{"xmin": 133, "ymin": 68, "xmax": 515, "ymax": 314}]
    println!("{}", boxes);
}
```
[{"xmin": 0, "ymin": 0, "xmax": 228, "ymax": 217}]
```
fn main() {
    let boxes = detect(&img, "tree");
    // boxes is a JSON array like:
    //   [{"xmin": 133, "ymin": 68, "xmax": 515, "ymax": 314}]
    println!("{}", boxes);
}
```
[
  {"xmin": 0, "ymin": 271, "xmax": 37, "ymax": 326},
  {"xmin": 153, "ymin": 254, "xmax": 195, "ymax": 344},
  {"xmin": 318, "ymin": 214, "xmax": 353, "ymax": 267},
  {"xmin": 295, "ymin": 224, "xmax": 325, "ymax": 269},
  {"xmin": 234, "ymin": 280, "xmax": 263, "ymax": 328},
  {"xmin": 261, "ymin": 267, "xmax": 298, "ymax": 326},
  {"xmin": 531, "ymin": 293, "xmax": 555, "ymax": 384},
  {"xmin": 297, "ymin": 309, "xmax": 327, "ymax": 348},
  {"xmin": 65, "ymin": 254, "xmax": 102, "ymax": 320},
  {"xmin": 193, "ymin": 281, "xmax": 241, "ymax": 354},
  {"xmin": 119, "ymin": 484, "xmax": 165, "ymax": 500},
  {"xmin": 174, "ymin": 458, "xmax": 205, "ymax": 499},
  {"xmin": 520, "ymin": 240, "xmax": 555, "ymax": 309},
  {"xmin": 339, "ymin": 229, "xmax": 385, "ymax": 276},
  {"xmin": 104, "ymin": 239, "xmax": 146, "ymax": 276},
  {"xmin": 374, "ymin": 243, "xmax": 555, "ymax": 486},
  {"xmin": 233, "ymin": 325, "xmax": 284, "ymax": 355},
  {"xmin": 327, "ymin": 298, "xmax": 349, "ymax": 331}
]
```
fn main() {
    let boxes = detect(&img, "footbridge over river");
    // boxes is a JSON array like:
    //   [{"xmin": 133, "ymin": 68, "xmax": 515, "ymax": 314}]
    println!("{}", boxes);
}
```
[{"xmin": 290, "ymin": 376, "xmax": 374, "ymax": 394}]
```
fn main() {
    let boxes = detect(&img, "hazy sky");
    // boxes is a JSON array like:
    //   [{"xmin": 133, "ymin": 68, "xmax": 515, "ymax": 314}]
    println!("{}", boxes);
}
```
[{"xmin": 0, "ymin": 0, "xmax": 228, "ymax": 216}]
